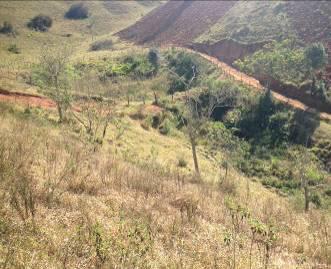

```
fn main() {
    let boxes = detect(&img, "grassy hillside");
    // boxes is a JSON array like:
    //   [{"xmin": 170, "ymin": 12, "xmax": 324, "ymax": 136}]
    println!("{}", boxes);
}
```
[
  {"xmin": 195, "ymin": 1, "xmax": 291, "ymax": 44},
  {"xmin": 1, "ymin": 96, "xmax": 330, "ymax": 268},
  {"xmin": 0, "ymin": 1, "xmax": 161, "ymax": 68},
  {"xmin": 0, "ymin": 2, "xmax": 331, "ymax": 268},
  {"xmin": 196, "ymin": 1, "xmax": 331, "ymax": 45}
]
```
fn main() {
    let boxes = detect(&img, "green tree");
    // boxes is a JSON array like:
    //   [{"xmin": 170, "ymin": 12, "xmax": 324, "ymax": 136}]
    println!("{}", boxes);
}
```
[{"xmin": 304, "ymin": 42, "xmax": 328, "ymax": 71}]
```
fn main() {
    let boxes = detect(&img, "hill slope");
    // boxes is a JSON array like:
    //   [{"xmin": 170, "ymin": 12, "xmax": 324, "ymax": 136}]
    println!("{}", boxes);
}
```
[
  {"xmin": 117, "ymin": 0, "xmax": 331, "ymax": 115},
  {"xmin": 118, "ymin": 1, "xmax": 330, "ymax": 63},
  {"xmin": 0, "ymin": 1, "xmax": 161, "ymax": 64}
]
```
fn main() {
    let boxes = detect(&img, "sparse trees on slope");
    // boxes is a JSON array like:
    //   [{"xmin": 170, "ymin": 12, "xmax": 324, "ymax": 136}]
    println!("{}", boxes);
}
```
[
  {"xmin": 72, "ymin": 75, "xmax": 118, "ymax": 145},
  {"xmin": 33, "ymin": 46, "xmax": 73, "ymax": 122},
  {"xmin": 291, "ymin": 147, "xmax": 324, "ymax": 212}
]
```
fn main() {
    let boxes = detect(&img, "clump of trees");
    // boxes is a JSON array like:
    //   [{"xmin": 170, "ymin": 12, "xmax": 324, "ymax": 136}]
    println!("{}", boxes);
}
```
[
  {"xmin": 234, "ymin": 39, "xmax": 329, "ymax": 101},
  {"xmin": 65, "ymin": 3, "xmax": 89, "ymax": 20},
  {"xmin": 27, "ymin": 15, "xmax": 52, "ymax": 32}
]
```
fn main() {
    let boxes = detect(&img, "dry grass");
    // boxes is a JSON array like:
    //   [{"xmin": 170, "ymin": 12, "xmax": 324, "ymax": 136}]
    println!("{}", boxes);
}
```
[{"xmin": 0, "ymin": 103, "xmax": 330, "ymax": 269}]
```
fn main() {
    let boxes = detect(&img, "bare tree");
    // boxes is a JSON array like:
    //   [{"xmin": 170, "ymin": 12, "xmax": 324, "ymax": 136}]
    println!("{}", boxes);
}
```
[
  {"xmin": 71, "ymin": 75, "xmax": 117, "ymax": 144},
  {"xmin": 34, "ymin": 46, "xmax": 73, "ymax": 122},
  {"xmin": 292, "ymin": 146, "xmax": 324, "ymax": 212}
]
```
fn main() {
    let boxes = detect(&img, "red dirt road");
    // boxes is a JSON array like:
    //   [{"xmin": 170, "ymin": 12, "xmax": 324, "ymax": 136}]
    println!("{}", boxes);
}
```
[{"xmin": 179, "ymin": 47, "xmax": 331, "ymax": 122}]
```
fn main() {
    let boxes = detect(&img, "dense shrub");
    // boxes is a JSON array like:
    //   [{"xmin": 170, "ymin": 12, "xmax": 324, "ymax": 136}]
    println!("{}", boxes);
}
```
[
  {"xmin": 27, "ymin": 15, "xmax": 52, "ymax": 32},
  {"xmin": 177, "ymin": 157, "xmax": 187, "ymax": 168},
  {"xmin": 90, "ymin": 39, "xmax": 113, "ymax": 51},
  {"xmin": 0, "ymin": 21, "xmax": 14, "ymax": 34},
  {"xmin": 304, "ymin": 42, "xmax": 328, "ymax": 71},
  {"xmin": 167, "ymin": 51, "xmax": 199, "ymax": 94},
  {"xmin": 65, "ymin": 3, "xmax": 89, "ymax": 19},
  {"xmin": 159, "ymin": 118, "xmax": 172, "ymax": 135},
  {"xmin": 147, "ymin": 48, "xmax": 159, "ymax": 75}
]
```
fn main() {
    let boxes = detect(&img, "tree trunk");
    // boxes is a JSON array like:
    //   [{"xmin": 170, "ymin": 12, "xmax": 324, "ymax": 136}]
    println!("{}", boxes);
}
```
[
  {"xmin": 153, "ymin": 91, "xmax": 158, "ymax": 105},
  {"xmin": 57, "ymin": 103, "xmax": 63, "ymax": 123},
  {"xmin": 189, "ymin": 134, "xmax": 200, "ymax": 177},
  {"xmin": 304, "ymin": 185, "xmax": 310, "ymax": 212}
]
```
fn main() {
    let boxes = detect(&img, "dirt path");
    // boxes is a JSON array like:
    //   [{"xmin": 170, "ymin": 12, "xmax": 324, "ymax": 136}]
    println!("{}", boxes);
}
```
[
  {"xmin": 0, "ymin": 88, "xmax": 56, "ymax": 109},
  {"xmin": 0, "ymin": 48, "xmax": 330, "ymax": 122},
  {"xmin": 178, "ymin": 47, "xmax": 331, "ymax": 122},
  {"xmin": 0, "ymin": 88, "xmax": 81, "ymax": 112}
]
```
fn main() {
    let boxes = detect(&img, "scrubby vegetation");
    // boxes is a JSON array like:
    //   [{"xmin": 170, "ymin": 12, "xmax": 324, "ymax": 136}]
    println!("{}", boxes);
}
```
[
  {"xmin": 90, "ymin": 39, "xmax": 113, "ymax": 51},
  {"xmin": 65, "ymin": 3, "xmax": 89, "ymax": 20},
  {"xmin": 27, "ymin": 15, "xmax": 52, "ymax": 32},
  {"xmin": 0, "ymin": 21, "xmax": 14, "ymax": 35},
  {"xmin": 7, "ymin": 44, "xmax": 20, "ymax": 54},
  {"xmin": 0, "ymin": 2, "xmax": 330, "ymax": 264},
  {"xmin": 235, "ymin": 40, "xmax": 330, "ymax": 102}
]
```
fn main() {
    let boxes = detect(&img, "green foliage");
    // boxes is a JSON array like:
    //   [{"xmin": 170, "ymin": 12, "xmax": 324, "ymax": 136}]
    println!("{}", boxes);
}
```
[
  {"xmin": 159, "ymin": 118, "xmax": 172, "ymax": 135},
  {"xmin": 147, "ymin": 48, "xmax": 159, "ymax": 74},
  {"xmin": 27, "ymin": 15, "xmax": 52, "ymax": 32},
  {"xmin": 234, "ymin": 39, "xmax": 307, "ymax": 86},
  {"xmin": 237, "ymin": 90, "xmax": 294, "ymax": 147},
  {"xmin": 166, "ymin": 50, "xmax": 209, "ymax": 94},
  {"xmin": 83, "ymin": 53, "xmax": 157, "ymax": 81},
  {"xmin": 177, "ymin": 156, "xmax": 187, "ymax": 168},
  {"xmin": 304, "ymin": 42, "xmax": 328, "ymax": 71}
]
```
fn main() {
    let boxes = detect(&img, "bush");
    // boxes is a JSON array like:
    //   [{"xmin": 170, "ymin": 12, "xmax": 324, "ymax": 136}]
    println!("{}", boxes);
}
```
[
  {"xmin": 0, "ymin": 21, "xmax": 14, "ymax": 34},
  {"xmin": 177, "ymin": 157, "xmax": 187, "ymax": 168},
  {"xmin": 65, "ymin": 3, "xmax": 89, "ymax": 19},
  {"xmin": 90, "ymin": 39, "xmax": 113, "ymax": 51},
  {"xmin": 159, "ymin": 118, "xmax": 172, "ymax": 135},
  {"xmin": 7, "ymin": 44, "xmax": 20, "ymax": 54},
  {"xmin": 310, "ymin": 193, "xmax": 322, "ymax": 208},
  {"xmin": 27, "ymin": 15, "xmax": 52, "ymax": 32}
]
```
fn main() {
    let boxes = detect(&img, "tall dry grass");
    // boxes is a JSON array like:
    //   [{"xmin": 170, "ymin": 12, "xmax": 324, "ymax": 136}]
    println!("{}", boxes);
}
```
[{"xmin": 0, "ymin": 113, "xmax": 330, "ymax": 268}]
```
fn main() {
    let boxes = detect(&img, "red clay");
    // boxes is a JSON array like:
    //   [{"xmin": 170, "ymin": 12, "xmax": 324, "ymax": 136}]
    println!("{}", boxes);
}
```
[
  {"xmin": 0, "ymin": 88, "xmax": 81, "ymax": 112},
  {"xmin": 0, "ymin": 88, "xmax": 56, "ymax": 109}
]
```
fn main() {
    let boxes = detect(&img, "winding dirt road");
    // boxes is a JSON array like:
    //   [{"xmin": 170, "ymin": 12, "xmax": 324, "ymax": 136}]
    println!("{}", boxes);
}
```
[
  {"xmin": 0, "ymin": 48, "xmax": 330, "ymax": 122},
  {"xmin": 178, "ymin": 47, "xmax": 331, "ymax": 122}
]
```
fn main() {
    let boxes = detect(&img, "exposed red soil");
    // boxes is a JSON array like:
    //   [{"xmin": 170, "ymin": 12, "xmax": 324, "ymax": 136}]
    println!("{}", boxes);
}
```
[
  {"xmin": 0, "ymin": 88, "xmax": 56, "ymax": 109},
  {"xmin": 191, "ymin": 39, "xmax": 266, "ymax": 66},
  {"xmin": 286, "ymin": 1, "xmax": 330, "ymax": 43},
  {"xmin": 143, "ymin": 104, "xmax": 163, "ymax": 114},
  {"xmin": 117, "ymin": 1, "xmax": 235, "ymax": 46},
  {"xmin": 0, "ymin": 88, "xmax": 81, "ymax": 112}
]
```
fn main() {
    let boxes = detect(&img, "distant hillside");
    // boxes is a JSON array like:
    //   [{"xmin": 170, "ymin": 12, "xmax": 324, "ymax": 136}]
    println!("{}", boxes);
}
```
[
  {"xmin": 0, "ymin": 1, "xmax": 161, "ymax": 63},
  {"xmin": 118, "ymin": 1, "xmax": 330, "ymax": 64},
  {"xmin": 118, "ymin": 0, "xmax": 331, "ymax": 113},
  {"xmin": 117, "ymin": 1, "xmax": 236, "ymax": 46}
]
